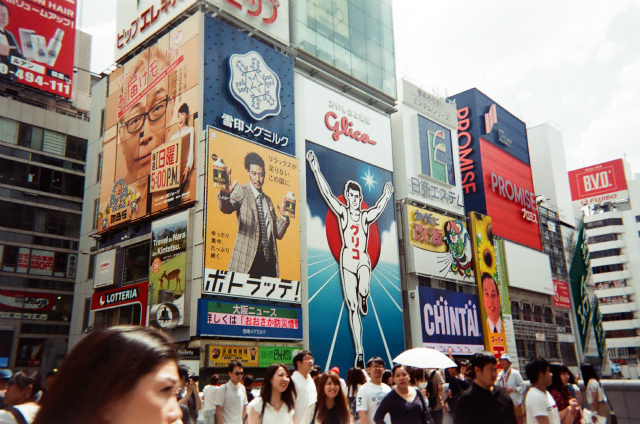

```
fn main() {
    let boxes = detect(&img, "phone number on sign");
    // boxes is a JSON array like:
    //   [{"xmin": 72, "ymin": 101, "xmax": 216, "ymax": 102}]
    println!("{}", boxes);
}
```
[{"xmin": 0, "ymin": 65, "xmax": 70, "ymax": 96}]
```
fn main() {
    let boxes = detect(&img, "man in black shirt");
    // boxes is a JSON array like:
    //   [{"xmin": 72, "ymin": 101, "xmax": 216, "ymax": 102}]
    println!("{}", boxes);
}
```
[{"xmin": 454, "ymin": 352, "xmax": 516, "ymax": 424}]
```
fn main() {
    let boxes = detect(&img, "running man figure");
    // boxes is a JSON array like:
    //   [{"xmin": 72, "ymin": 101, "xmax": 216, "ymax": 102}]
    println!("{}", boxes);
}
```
[{"xmin": 307, "ymin": 150, "xmax": 394, "ymax": 368}]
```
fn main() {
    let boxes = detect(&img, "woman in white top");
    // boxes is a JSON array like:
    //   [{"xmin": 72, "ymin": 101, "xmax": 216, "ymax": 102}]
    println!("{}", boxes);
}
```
[
  {"xmin": 580, "ymin": 364, "xmax": 611, "ymax": 424},
  {"xmin": 247, "ymin": 363, "xmax": 295, "ymax": 424},
  {"xmin": 202, "ymin": 374, "xmax": 220, "ymax": 424}
]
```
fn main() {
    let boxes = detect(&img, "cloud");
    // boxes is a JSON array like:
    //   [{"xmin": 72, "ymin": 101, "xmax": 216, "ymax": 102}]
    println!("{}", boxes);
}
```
[
  {"xmin": 596, "ymin": 41, "xmax": 619, "ymax": 63},
  {"xmin": 305, "ymin": 208, "xmax": 329, "ymax": 251}
]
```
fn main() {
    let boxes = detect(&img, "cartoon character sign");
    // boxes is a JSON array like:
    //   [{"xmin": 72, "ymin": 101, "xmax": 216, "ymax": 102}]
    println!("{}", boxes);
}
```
[
  {"xmin": 441, "ymin": 219, "xmax": 473, "ymax": 278},
  {"xmin": 307, "ymin": 149, "xmax": 396, "ymax": 369}
]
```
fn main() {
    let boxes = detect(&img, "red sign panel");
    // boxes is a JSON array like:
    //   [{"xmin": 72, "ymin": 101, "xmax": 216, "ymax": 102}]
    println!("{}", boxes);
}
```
[
  {"xmin": 553, "ymin": 280, "xmax": 571, "ymax": 309},
  {"xmin": 91, "ymin": 282, "xmax": 148, "ymax": 311},
  {"xmin": 480, "ymin": 138, "xmax": 542, "ymax": 250},
  {"xmin": 0, "ymin": 290, "xmax": 55, "ymax": 311},
  {"xmin": 1, "ymin": 0, "xmax": 76, "ymax": 99},
  {"xmin": 568, "ymin": 159, "xmax": 628, "ymax": 204}
]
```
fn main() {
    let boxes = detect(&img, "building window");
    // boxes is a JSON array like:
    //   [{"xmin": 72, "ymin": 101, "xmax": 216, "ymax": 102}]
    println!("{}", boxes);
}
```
[
  {"xmin": 543, "ymin": 307, "xmax": 554, "ymax": 324},
  {"xmin": 590, "ymin": 248, "xmax": 621, "ymax": 259},
  {"xmin": 92, "ymin": 198, "xmax": 100, "ymax": 230},
  {"xmin": 522, "ymin": 303, "xmax": 532, "ymax": 321},
  {"xmin": 533, "ymin": 305, "xmax": 543, "ymax": 323},
  {"xmin": 592, "ymin": 263, "xmax": 624, "ymax": 274},
  {"xmin": 100, "ymin": 108, "xmax": 106, "ymax": 136},
  {"xmin": 82, "ymin": 298, "xmax": 91, "ymax": 333},
  {"xmin": 511, "ymin": 301, "xmax": 521, "ymax": 320},
  {"xmin": 123, "ymin": 241, "xmax": 151, "ymax": 285},
  {"xmin": 584, "ymin": 218, "xmax": 623, "ymax": 229},
  {"xmin": 96, "ymin": 153, "xmax": 103, "ymax": 182},
  {"xmin": 88, "ymin": 253, "xmax": 95, "ymax": 279},
  {"xmin": 636, "ymin": 216, "xmax": 640, "ymax": 223},
  {"xmin": 0, "ymin": 116, "xmax": 19, "ymax": 144}
]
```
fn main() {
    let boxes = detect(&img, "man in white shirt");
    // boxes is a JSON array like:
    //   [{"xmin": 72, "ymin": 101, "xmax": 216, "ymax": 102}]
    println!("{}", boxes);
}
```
[
  {"xmin": 495, "ymin": 354, "xmax": 525, "ymax": 424},
  {"xmin": 291, "ymin": 350, "xmax": 317, "ymax": 424},
  {"xmin": 357, "ymin": 357, "xmax": 391, "ymax": 424},
  {"xmin": 214, "ymin": 361, "xmax": 247, "ymax": 424},
  {"xmin": 524, "ymin": 357, "xmax": 576, "ymax": 424}
]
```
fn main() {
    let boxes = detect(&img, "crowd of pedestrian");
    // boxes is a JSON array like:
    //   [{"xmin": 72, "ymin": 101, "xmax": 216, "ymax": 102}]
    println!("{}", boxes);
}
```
[{"xmin": 0, "ymin": 326, "xmax": 616, "ymax": 424}]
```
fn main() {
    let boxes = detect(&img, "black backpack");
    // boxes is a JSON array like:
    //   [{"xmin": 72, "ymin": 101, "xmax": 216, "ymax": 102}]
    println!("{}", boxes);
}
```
[{"xmin": 425, "ymin": 370, "xmax": 438, "ymax": 409}]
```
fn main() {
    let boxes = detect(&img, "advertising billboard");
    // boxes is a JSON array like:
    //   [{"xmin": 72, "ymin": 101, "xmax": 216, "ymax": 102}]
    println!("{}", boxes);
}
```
[
  {"xmin": 94, "ymin": 249, "xmax": 116, "ymax": 289},
  {"xmin": 553, "ymin": 280, "xmax": 571, "ymax": 309},
  {"xmin": 404, "ymin": 204, "xmax": 474, "ymax": 282},
  {"xmin": 197, "ymin": 299, "xmax": 302, "ymax": 340},
  {"xmin": 480, "ymin": 138, "xmax": 541, "ymax": 251},
  {"xmin": 115, "ymin": 0, "xmax": 197, "ymax": 60},
  {"xmin": 149, "ymin": 210, "xmax": 188, "ymax": 328},
  {"xmin": 203, "ymin": 16, "xmax": 295, "ymax": 155},
  {"xmin": 469, "ymin": 212, "xmax": 508, "ymax": 358},
  {"xmin": 207, "ymin": 344, "xmax": 260, "ymax": 368},
  {"xmin": 418, "ymin": 286, "xmax": 484, "ymax": 355},
  {"xmin": 0, "ymin": 290, "xmax": 55, "ymax": 312},
  {"xmin": 91, "ymin": 282, "xmax": 149, "ymax": 325},
  {"xmin": 568, "ymin": 159, "xmax": 629, "ymax": 206},
  {"xmin": 569, "ymin": 221, "xmax": 592, "ymax": 351},
  {"xmin": 0, "ymin": 0, "xmax": 76, "ymax": 98},
  {"xmin": 204, "ymin": 128, "xmax": 300, "ymax": 291},
  {"xmin": 99, "ymin": 15, "xmax": 199, "ymax": 233},
  {"xmin": 302, "ymin": 77, "xmax": 393, "ymax": 171},
  {"xmin": 306, "ymin": 141, "xmax": 404, "ymax": 372},
  {"xmin": 207, "ymin": 0, "xmax": 289, "ymax": 43}
]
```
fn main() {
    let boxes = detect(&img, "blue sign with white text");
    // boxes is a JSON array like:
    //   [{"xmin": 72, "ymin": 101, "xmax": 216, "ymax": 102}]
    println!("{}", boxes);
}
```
[
  {"xmin": 197, "ymin": 298, "xmax": 302, "ymax": 340},
  {"xmin": 203, "ymin": 16, "xmax": 295, "ymax": 155},
  {"xmin": 419, "ymin": 286, "xmax": 484, "ymax": 355}
]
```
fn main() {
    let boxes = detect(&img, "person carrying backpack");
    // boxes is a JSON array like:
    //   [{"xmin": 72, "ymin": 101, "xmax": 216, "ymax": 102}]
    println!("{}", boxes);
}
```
[{"xmin": 425, "ymin": 369, "xmax": 444, "ymax": 424}]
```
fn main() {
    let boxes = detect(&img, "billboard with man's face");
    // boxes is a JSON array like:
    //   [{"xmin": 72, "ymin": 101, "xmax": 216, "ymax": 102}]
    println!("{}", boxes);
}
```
[
  {"xmin": 98, "ymin": 14, "xmax": 199, "ymax": 233},
  {"xmin": 0, "ymin": 1, "xmax": 76, "ymax": 98}
]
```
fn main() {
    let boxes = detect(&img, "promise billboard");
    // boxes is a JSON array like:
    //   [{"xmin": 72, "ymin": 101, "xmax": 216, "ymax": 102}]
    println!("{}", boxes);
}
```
[{"xmin": 1, "ymin": 0, "xmax": 76, "ymax": 98}]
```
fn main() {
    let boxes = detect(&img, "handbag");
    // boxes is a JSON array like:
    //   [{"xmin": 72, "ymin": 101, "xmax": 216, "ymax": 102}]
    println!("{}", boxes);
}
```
[
  {"xmin": 417, "ymin": 389, "xmax": 434, "ymax": 424},
  {"xmin": 606, "ymin": 397, "xmax": 618, "ymax": 424}
]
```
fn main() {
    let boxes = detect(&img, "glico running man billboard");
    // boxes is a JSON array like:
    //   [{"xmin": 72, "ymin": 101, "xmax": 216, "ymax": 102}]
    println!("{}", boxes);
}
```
[
  {"xmin": 98, "ymin": 14, "xmax": 199, "ymax": 233},
  {"xmin": 0, "ymin": 0, "xmax": 76, "ymax": 98},
  {"xmin": 302, "ymin": 76, "xmax": 403, "ymax": 372},
  {"xmin": 449, "ymin": 88, "xmax": 541, "ymax": 251}
]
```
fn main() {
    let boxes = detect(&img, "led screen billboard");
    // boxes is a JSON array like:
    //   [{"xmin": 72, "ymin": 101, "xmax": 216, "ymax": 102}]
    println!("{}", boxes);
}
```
[
  {"xmin": 568, "ymin": 159, "xmax": 628, "ymax": 206},
  {"xmin": 1, "ymin": 0, "xmax": 76, "ymax": 98},
  {"xmin": 480, "ymin": 138, "xmax": 541, "ymax": 251},
  {"xmin": 98, "ymin": 14, "xmax": 199, "ymax": 233}
]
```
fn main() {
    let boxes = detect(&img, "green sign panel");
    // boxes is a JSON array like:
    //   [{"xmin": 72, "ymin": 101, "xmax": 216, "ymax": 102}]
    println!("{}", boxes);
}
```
[
  {"xmin": 592, "ymin": 301, "xmax": 606, "ymax": 364},
  {"xmin": 569, "ymin": 222, "xmax": 592, "ymax": 350},
  {"xmin": 258, "ymin": 346, "xmax": 300, "ymax": 368}
]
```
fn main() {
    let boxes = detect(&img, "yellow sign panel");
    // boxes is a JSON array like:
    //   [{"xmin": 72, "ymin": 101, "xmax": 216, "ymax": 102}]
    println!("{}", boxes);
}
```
[{"xmin": 208, "ymin": 345, "xmax": 259, "ymax": 368}]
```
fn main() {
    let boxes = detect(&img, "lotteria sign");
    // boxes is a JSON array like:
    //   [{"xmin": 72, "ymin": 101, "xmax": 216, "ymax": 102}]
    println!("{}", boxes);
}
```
[
  {"xmin": 91, "ymin": 282, "xmax": 148, "ymax": 320},
  {"xmin": 568, "ymin": 159, "xmax": 628, "ymax": 206},
  {"xmin": 418, "ymin": 286, "xmax": 484, "ymax": 355},
  {"xmin": 301, "ymin": 76, "xmax": 393, "ymax": 171}
]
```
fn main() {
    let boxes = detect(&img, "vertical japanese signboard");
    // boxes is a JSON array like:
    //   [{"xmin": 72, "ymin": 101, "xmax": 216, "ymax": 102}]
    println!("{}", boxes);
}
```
[
  {"xmin": 469, "ymin": 212, "xmax": 507, "ymax": 358},
  {"xmin": 1, "ymin": 0, "xmax": 76, "ymax": 98},
  {"xmin": 149, "ymin": 210, "xmax": 188, "ymax": 328},
  {"xmin": 99, "ymin": 14, "xmax": 199, "ymax": 233},
  {"xmin": 204, "ymin": 129, "xmax": 300, "ymax": 297},
  {"xmin": 569, "ymin": 221, "xmax": 592, "ymax": 351}
]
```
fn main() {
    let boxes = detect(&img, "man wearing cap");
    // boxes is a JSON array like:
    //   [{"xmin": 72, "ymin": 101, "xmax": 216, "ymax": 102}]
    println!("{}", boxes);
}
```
[
  {"xmin": 357, "ymin": 357, "xmax": 391, "ymax": 424},
  {"xmin": 495, "ymin": 354, "xmax": 525, "ymax": 424},
  {"xmin": 0, "ymin": 369, "xmax": 12, "ymax": 408}
]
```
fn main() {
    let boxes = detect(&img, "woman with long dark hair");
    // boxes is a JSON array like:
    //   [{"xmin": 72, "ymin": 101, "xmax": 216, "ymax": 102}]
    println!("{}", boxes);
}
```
[
  {"xmin": 32, "ymin": 326, "xmax": 182, "ymax": 424},
  {"xmin": 581, "ymin": 364, "xmax": 612, "ymax": 424},
  {"xmin": 312, "ymin": 371, "xmax": 353, "ymax": 424},
  {"xmin": 247, "ymin": 363, "xmax": 296, "ymax": 424},
  {"xmin": 374, "ymin": 365, "xmax": 432, "ymax": 424},
  {"xmin": 346, "ymin": 368, "xmax": 366, "ymax": 421},
  {"xmin": 547, "ymin": 364, "xmax": 580, "ymax": 424}
]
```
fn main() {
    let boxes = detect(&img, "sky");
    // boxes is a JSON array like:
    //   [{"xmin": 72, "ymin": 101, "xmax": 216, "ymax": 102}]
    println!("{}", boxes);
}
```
[{"xmin": 80, "ymin": 0, "xmax": 640, "ymax": 175}]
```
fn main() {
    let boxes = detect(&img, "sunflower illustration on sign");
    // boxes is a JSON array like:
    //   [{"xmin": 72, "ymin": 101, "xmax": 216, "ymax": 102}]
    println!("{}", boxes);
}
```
[{"xmin": 469, "ymin": 212, "xmax": 507, "ymax": 356}]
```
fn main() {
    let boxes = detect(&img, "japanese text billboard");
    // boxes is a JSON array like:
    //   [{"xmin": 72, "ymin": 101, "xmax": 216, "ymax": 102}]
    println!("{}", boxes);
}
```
[
  {"xmin": 480, "ymin": 138, "xmax": 541, "ymax": 250},
  {"xmin": 197, "ymin": 299, "xmax": 302, "ymax": 340},
  {"xmin": 205, "ymin": 129, "xmax": 300, "ymax": 291},
  {"xmin": 553, "ymin": 280, "xmax": 571, "ymax": 309},
  {"xmin": 0, "ymin": 0, "xmax": 76, "ymax": 98},
  {"xmin": 0, "ymin": 290, "xmax": 55, "ymax": 312},
  {"xmin": 419, "ymin": 286, "xmax": 484, "ymax": 355},
  {"xmin": 203, "ymin": 16, "xmax": 295, "ymax": 155},
  {"xmin": 207, "ymin": 0, "xmax": 289, "ymax": 43},
  {"xmin": 569, "ymin": 221, "xmax": 592, "ymax": 351},
  {"xmin": 469, "ymin": 212, "xmax": 507, "ymax": 358},
  {"xmin": 306, "ymin": 141, "xmax": 404, "ymax": 372},
  {"xmin": 149, "ymin": 210, "xmax": 188, "ymax": 328},
  {"xmin": 115, "ymin": 0, "xmax": 197, "ymax": 60},
  {"xmin": 207, "ymin": 344, "xmax": 260, "ymax": 368},
  {"xmin": 99, "ymin": 15, "xmax": 199, "ymax": 233},
  {"xmin": 404, "ymin": 204, "xmax": 474, "ymax": 283},
  {"xmin": 568, "ymin": 159, "xmax": 628, "ymax": 206}
]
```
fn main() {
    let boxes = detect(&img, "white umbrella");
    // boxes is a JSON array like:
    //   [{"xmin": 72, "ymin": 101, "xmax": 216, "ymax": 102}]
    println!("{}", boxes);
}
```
[{"xmin": 393, "ymin": 347, "xmax": 457, "ymax": 369}]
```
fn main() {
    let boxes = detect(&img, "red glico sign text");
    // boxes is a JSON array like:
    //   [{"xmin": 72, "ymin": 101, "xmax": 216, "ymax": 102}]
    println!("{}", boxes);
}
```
[{"xmin": 324, "ymin": 112, "xmax": 377, "ymax": 145}]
